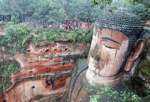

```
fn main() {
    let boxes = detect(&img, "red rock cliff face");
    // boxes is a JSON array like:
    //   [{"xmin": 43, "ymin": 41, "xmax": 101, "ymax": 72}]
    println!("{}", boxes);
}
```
[{"xmin": 1, "ymin": 41, "xmax": 88, "ymax": 102}]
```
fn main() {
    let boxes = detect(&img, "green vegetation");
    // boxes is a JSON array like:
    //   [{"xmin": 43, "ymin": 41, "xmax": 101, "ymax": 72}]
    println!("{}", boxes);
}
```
[
  {"xmin": 0, "ymin": 23, "xmax": 32, "ymax": 53},
  {"xmin": 0, "ymin": 60, "xmax": 20, "ymax": 92},
  {"xmin": 0, "ymin": 0, "xmax": 101, "ymax": 23},
  {"xmin": 88, "ymin": 86, "xmax": 141, "ymax": 102},
  {"xmin": 126, "ymin": 77, "xmax": 150, "ymax": 98},
  {"xmin": 132, "ymin": 59, "xmax": 150, "ymax": 97},
  {"xmin": 125, "ymin": 58, "xmax": 150, "ymax": 98},
  {"xmin": 0, "ymin": 0, "xmax": 149, "ymax": 23},
  {"xmin": 139, "ymin": 59, "xmax": 150, "ymax": 77},
  {"xmin": 32, "ymin": 29, "xmax": 92, "ymax": 44},
  {"xmin": 91, "ymin": 0, "xmax": 150, "ymax": 20},
  {"xmin": 0, "ymin": 0, "xmax": 150, "ymax": 22},
  {"xmin": 0, "ymin": 23, "xmax": 92, "ymax": 53}
]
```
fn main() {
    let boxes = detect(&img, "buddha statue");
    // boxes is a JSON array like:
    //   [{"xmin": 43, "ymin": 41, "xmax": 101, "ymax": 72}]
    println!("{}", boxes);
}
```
[{"xmin": 69, "ymin": 11, "xmax": 145, "ymax": 102}]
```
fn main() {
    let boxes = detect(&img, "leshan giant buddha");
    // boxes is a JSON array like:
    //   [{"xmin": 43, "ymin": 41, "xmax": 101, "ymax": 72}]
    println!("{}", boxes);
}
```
[{"xmin": 69, "ymin": 11, "xmax": 145, "ymax": 102}]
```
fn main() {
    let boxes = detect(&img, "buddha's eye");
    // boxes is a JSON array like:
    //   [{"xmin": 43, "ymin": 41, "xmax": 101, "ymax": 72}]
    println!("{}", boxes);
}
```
[{"xmin": 101, "ymin": 37, "xmax": 121, "ymax": 49}]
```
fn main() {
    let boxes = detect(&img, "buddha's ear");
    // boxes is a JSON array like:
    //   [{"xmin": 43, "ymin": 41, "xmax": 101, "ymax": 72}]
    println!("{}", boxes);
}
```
[
  {"xmin": 129, "ymin": 39, "xmax": 145, "ymax": 61},
  {"xmin": 124, "ymin": 39, "xmax": 145, "ymax": 72}
]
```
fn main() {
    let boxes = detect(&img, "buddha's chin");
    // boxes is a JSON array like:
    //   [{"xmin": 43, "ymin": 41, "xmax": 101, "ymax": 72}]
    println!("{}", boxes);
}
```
[
  {"xmin": 85, "ymin": 68, "xmax": 123, "ymax": 87},
  {"xmin": 88, "ymin": 57, "xmax": 122, "ymax": 77}
]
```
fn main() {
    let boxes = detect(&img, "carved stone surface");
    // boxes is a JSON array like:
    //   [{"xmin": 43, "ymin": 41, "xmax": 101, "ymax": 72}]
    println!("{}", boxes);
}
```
[
  {"xmin": 69, "ymin": 11, "xmax": 145, "ymax": 102},
  {"xmin": 0, "ymin": 41, "xmax": 87, "ymax": 102},
  {"xmin": 1, "ymin": 77, "xmax": 68, "ymax": 102},
  {"xmin": 86, "ymin": 11, "xmax": 145, "ymax": 86}
]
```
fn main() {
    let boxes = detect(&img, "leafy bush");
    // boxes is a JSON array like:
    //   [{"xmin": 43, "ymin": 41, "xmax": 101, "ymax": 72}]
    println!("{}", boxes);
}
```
[
  {"xmin": 0, "ymin": 60, "xmax": 20, "ymax": 92},
  {"xmin": 128, "ymin": 3, "xmax": 150, "ymax": 20},
  {"xmin": 126, "ymin": 59, "xmax": 150, "ymax": 97},
  {"xmin": 140, "ymin": 60, "xmax": 150, "ymax": 77},
  {"xmin": 0, "ymin": 23, "xmax": 32, "ymax": 53},
  {"xmin": 31, "ymin": 28, "xmax": 93, "ymax": 44},
  {"xmin": 87, "ymin": 86, "xmax": 141, "ymax": 102}
]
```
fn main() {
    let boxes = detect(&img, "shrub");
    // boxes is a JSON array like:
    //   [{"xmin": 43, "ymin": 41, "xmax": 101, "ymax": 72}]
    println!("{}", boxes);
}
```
[
  {"xmin": 88, "ymin": 86, "xmax": 141, "ymax": 102},
  {"xmin": 31, "ymin": 28, "xmax": 93, "ymax": 44},
  {"xmin": 0, "ymin": 23, "xmax": 32, "ymax": 53},
  {"xmin": 0, "ymin": 60, "xmax": 20, "ymax": 92}
]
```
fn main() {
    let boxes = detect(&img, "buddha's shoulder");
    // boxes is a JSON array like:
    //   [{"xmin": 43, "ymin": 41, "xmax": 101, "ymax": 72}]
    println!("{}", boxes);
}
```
[{"xmin": 69, "ymin": 68, "xmax": 90, "ymax": 102}]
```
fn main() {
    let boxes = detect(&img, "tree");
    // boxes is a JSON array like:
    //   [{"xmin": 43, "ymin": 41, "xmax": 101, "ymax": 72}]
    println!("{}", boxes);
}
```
[
  {"xmin": 91, "ymin": 0, "xmax": 150, "ymax": 21},
  {"xmin": 118, "ymin": 0, "xmax": 150, "ymax": 20}
]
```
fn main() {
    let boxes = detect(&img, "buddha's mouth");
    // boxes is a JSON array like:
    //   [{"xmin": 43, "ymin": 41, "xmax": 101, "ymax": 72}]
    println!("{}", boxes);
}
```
[{"xmin": 88, "ymin": 56, "xmax": 123, "ymax": 76}]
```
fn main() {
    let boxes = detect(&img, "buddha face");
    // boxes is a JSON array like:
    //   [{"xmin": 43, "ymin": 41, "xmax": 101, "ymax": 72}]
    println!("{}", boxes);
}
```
[{"xmin": 87, "ymin": 28, "xmax": 144, "ymax": 78}]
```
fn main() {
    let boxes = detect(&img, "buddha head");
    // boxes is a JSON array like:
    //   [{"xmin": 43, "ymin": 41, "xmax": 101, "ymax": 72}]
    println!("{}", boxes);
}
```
[{"xmin": 86, "ymin": 12, "xmax": 145, "ymax": 85}]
